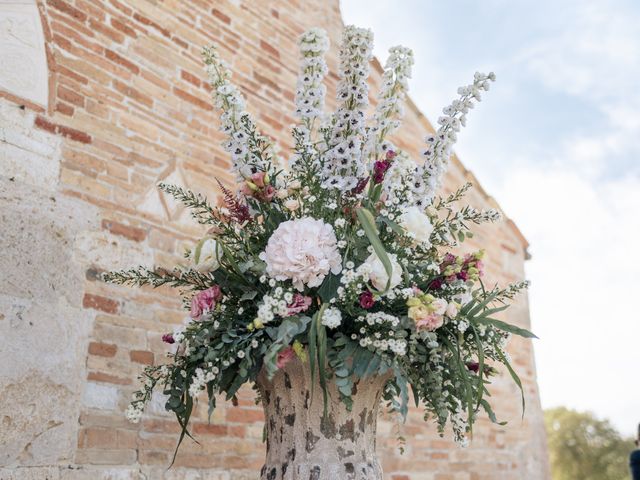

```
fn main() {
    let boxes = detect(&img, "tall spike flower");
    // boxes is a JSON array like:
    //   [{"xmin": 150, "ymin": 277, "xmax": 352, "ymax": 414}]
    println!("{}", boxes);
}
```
[
  {"xmin": 294, "ymin": 28, "xmax": 330, "ymax": 135},
  {"xmin": 202, "ymin": 45, "xmax": 271, "ymax": 180},
  {"xmin": 415, "ymin": 72, "xmax": 496, "ymax": 206},
  {"xmin": 321, "ymin": 25, "xmax": 374, "ymax": 191},
  {"xmin": 364, "ymin": 45, "xmax": 414, "ymax": 161}
]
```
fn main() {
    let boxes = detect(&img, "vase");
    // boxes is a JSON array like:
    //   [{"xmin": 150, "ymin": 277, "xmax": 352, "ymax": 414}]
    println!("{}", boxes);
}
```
[{"xmin": 256, "ymin": 357, "xmax": 390, "ymax": 480}]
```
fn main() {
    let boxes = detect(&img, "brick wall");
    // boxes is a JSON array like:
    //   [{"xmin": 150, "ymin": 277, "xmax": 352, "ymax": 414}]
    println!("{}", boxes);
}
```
[{"xmin": 0, "ymin": 0, "xmax": 550, "ymax": 479}]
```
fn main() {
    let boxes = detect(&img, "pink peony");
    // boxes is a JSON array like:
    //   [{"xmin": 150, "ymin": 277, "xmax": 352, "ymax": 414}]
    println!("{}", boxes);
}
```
[
  {"xmin": 251, "ymin": 171, "xmax": 267, "ymax": 188},
  {"xmin": 415, "ymin": 313, "xmax": 444, "ymax": 332},
  {"xmin": 286, "ymin": 293, "xmax": 312, "ymax": 316},
  {"xmin": 359, "ymin": 291, "xmax": 375, "ymax": 309},
  {"xmin": 190, "ymin": 286, "xmax": 223, "ymax": 319},
  {"xmin": 276, "ymin": 346, "xmax": 296, "ymax": 369},
  {"xmin": 260, "ymin": 217, "xmax": 342, "ymax": 291}
]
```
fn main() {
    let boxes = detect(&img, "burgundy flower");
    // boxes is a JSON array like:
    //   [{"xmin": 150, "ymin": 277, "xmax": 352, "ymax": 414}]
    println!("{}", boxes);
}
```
[
  {"xmin": 359, "ymin": 291, "xmax": 375, "ymax": 309},
  {"xmin": 466, "ymin": 362, "xmax": 480, "ymax": 373},
  {"xmin": 351, "ymin": 176, "xmax": 370, "ymax": 194},
  {"xmin": 428, "ymin": 279, "xmax": 443, "ymax": 290},
  {"xmin": 385, "ymin": 150, "xmax": 397, "ymax": 160},
  {"xmin": 373, "ymin": 171, "xmax": 385, "ymax": 184},
  {"xmin": 457, "ymin": 271, "xmax": 469, "ymax": 281},
  {"xmin": 162, "ymin": 333, "xmax": 175, "ymax": 344}
]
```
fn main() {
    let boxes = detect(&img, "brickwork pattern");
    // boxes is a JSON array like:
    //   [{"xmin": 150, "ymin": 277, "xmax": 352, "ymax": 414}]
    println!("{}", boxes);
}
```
[{"xmin": 0, "ymin": 1, "xmax": 550, "ymax": 479}]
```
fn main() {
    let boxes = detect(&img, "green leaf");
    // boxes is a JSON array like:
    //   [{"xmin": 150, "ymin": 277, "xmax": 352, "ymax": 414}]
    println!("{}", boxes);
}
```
[
  {"xmin": 480, "ymin": 398, "xmax": 507, "ymax": 425},
  {"xmin": 317, "ymin": 272, "xmax": 340, "ymax": 302},
  {"xmin": 356, "ymin": 207, "xmax": 393, "ymax": 293},
  {"xmin": 476, "ymin": 317, "xmax": 538, "ymax": 339},
  {"xmin": 497, "ymin": 348, "xmax": 526, "ymax": 418}
]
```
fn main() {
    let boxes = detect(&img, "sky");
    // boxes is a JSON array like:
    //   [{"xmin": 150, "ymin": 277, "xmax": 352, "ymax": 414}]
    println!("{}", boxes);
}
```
[{"xmin": 342, "ymin": 0, "xmax": 640, "ymax": 436}]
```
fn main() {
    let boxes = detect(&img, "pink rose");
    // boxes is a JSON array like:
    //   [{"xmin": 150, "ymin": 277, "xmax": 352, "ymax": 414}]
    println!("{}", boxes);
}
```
[
  {"xmin": 276, "ymin": 346, "xmax": 296, "ymax": 369},
  {"xmin": 286, "ymin": 293, "xmax": 312, "ymax": 316},
  {"xmin": 415, "ymin": 313, "xmax": 444, "ymax": 332},
  {"xmin": 190, "ymin": 286, "xmax": 223, "ymax": 319}
]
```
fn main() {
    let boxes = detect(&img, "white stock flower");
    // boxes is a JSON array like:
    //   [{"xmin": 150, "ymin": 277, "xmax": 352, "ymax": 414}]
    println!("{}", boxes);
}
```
[
  {"xmin": 260, "ymin": 217, "xmax": 342, "ymax": 291},
  {"xmin": 191, "ymin": 237, "xmax": 222, "ymax": 273},
  {"xmin": 399, "ymin": 206, "xmax": 434, "ymax": 247},
  {"xmin": 361, "ymin": 252, "xmax": 402, "ymax": 291}
]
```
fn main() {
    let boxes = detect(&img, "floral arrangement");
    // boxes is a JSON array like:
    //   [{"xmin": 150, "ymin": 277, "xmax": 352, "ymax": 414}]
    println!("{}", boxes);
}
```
[{"xmin": 104, "ymin": 26, "xmax": 535, "ymax": 457}]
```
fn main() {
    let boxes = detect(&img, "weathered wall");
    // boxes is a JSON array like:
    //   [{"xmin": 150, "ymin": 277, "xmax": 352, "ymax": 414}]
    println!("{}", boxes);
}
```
[{"xmin": 0, "ymin": 0, "xmax": 550, "ymax": 479}]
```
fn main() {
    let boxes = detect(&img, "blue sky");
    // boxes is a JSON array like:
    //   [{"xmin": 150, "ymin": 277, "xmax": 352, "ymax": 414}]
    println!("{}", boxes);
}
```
[{"xmin": 342, "ymin": 0, "xmax": 640, "ymax": 435}]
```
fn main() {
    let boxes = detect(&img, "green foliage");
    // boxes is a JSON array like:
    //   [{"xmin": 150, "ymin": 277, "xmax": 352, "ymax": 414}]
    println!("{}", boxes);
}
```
[{"xmin": 545, "ymin": 407, "xmax": 634, "ymax": 480}]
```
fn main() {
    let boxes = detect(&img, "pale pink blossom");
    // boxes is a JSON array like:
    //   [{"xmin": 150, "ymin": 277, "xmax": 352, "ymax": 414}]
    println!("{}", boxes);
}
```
[
  {"xmin": 415, "ymin": 313, "xmax": 444, "ymax": 332},
  {"xmin": 276, "ymin": 346, "xmax": 296, "ymax": 369},
  {"xmin": 190, "ymin": 286, "xmax": 223, "ymax": 319},
  {"xmin": 260, "ymin": 217, "xmax": 342, "ymax": 291}
]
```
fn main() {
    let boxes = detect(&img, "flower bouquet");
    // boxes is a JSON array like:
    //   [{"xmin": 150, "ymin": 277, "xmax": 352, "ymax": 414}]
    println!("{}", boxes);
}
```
[{"xmin": 104, "ymin": 26, "xmax": 535, "ymax": 475}]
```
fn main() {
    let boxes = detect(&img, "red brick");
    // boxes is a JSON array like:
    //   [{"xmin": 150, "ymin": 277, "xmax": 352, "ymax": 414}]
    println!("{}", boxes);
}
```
[
  {"xmin": 132, "ymin": 12, "xmax": 170, "ymax": 37},
  {"xmin": 129, "ymin": 350, "xmax": 154, "ymax": 364},
  {"xmin": 110, "ymin": 17, "xmax": 137, "ymax": 38},
  {"xmin": 89, "ymin": 18, "xmax": 125, "ymax": 43},
  {"xmin": 58, "ymin": 125, "xmax": 92, "ymax": 144},
  {"xmin": 57, "ymin": 85, "xmax": 84, "ymax": 107},
  {"xmin": 173, "ymin": 87, "xmax": 213, "ymax": 111},
  {"xmin": 55, "ymin": 102, "xmax": 74, "ymax": 116},
  {"xmin": 49, "ymin": 0, "xmax": 87, "ymax": 23},
  {"xmin": 87, "ymin": 371, "xmax": 131, "ymax": 385},
  {"xmin": 105, "ymin": 49, "xmax": 139, "ymax": 74},
  {"xmin": 34, "ymin": 115, "xmax": 57, "ymax": 134},
  {"xmin": 226, "ymin": 408, "xmax": 264, "ymax": 423},
  {"xmin": 260, "ymin": 39, "xmax": 280, "ymax": 59},
  {"xmin": 180, "ymin": 70, "xmax": 201, "ymax": 88},
  {"xmin": 211, "ymin": 8, "xmax": 231, "ymax": 24},
  {"xmin": 101, "ymin": 219, "xmax": 147, "ymax": 242},
  {"xmin": 83, "ymin": 293, "xmax": 119, "ymax": 314},
  {"xmin": 88, "ymin": 342, "xmax": 117, "ymax": 357}
]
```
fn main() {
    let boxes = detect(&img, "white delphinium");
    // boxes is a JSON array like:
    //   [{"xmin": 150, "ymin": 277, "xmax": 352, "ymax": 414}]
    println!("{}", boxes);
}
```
[
  {"xmin": 321, "ymin": 26, "xmax": 374, "ymax": 191},
  {"xmin": 321, "ymin": 307, "xmax": 342, "ymax": 329},
  {"xmin": 417, "ymin": 72, "xmax": 496, "ymax": 206},
  {"xmin": 294, "ymin": 28, "xmax": 330, "ymax": 133},
  {"xmin": 364, "ymin": 45, "xmax": 414, "ymax": 160},
  {"xmin": 202, "ymin": 45, "xmax": 270, "ymax": 179}
]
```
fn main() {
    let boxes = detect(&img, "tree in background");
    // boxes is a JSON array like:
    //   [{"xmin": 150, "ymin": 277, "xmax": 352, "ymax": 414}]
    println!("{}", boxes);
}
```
[{"xmin": 545, "ymin": 407, "xmax": 634, "ymax": 480}]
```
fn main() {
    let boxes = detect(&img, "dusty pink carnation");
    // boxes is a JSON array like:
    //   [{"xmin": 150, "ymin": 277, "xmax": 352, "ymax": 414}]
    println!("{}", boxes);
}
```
[
  {"xmin": 260, "ymin": 217, "xmax": 342, "ymax": 291},
  {"xmin": 276, "ymin": 346, "xmax": 296, "ymax": 369},
  {"xmin": 415, "ymin": 313, "xmax": 444, "ymax": 332},
  {"xmin": 190, "ymin": 286, "xmax": 222, "ymax": 319},
  {"xmin": 286, "ymin": 293, "xmax": 312, "ymax": 316}
]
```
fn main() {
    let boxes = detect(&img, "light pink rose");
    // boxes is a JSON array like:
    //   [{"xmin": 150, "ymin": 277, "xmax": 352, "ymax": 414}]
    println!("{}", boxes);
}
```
[
  {"xmin": 286, "ymin": 293, "xmax": 312, "ymax": 316},
  {"xmin": 415, "ymin": 313, "xmax": 444, "ymax": 332},
  {"xmin": 190, "ymin": 286, "xmax": 223, "ymax": 319},
  {"xmin": 276, "ymin": 346, "xmax": 296, "ymax": 369}
]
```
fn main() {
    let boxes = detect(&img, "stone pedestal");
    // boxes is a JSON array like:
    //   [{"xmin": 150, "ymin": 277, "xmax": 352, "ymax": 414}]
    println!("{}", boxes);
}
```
[{"xmin": 257, "ymin": 358, "xmax": 389, "ymax": 480}]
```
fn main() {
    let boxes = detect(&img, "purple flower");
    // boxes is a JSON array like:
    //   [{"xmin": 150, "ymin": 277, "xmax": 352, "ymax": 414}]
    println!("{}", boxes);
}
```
[
  {"xmin": 162, "ymin": 333, "xmax": 175, "ymax": 344},
  {"xmin": 359, "ymin": 291, "xmax": 375, "ymax": 309}
]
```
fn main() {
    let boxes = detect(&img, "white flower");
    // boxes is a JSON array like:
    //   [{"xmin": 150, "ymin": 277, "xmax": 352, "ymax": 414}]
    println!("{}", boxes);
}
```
[
  {"xmin": 446, "ymin": 302, "xmax": 459, "ymax": 318},
  {"xmin": 431, "ymin": 298, "xmax": 448, "ymax": 315},
  {"xmin": 191, "ymin": 237, "xmax": 222, "ymax": 273},
  {"xmin": 399, "ymin": 206, "xmax": 433, "ymax": 247},
  {"xmin": 361, "ymin": 252, "xmax": 402, "ymax": 291},
  {"xmin": 260, "ymin": 217, "xmax": 342, "ymax": 291},
  {"xmin": 284, "ymin": 198, "xmax": 300, "ymax": 211},
  {"xmin": 321, "ymin": 307, "xmax": 342, "ymax": 329}
]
